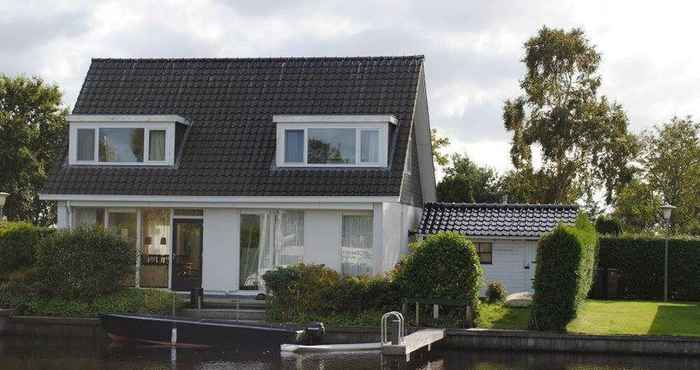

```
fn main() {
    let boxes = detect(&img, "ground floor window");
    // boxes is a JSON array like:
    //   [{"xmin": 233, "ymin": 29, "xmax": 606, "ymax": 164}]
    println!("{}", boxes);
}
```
[
  {"xmin": 341, "ymin": 213, "xmax": 373, "ymax": 276},
  {"xmin": 141, "ymin": 208, "xmax": 171, "ymax": 288},
  {"xmin": 474, "ymin": 242, "xmax": 493, "ymax": 264},
  {"xmin": 72, "ymin": 207, "xmax": 105, "ymax": 228}
]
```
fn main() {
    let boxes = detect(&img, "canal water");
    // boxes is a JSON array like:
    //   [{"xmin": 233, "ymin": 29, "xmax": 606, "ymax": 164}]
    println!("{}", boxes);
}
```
[{"xmin": 1, "ymin": 336, "xmax": 700, "ymax": 370}]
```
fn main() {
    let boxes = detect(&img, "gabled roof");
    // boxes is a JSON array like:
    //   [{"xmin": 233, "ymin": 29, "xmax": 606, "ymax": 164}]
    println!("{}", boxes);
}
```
[
  {"xmin": 418, "ymin": 202, "xmax": 579, "ymax": 239},
  {"xmin": 42, "ymin": 56, "xmax": 425, "ymax": 197}
]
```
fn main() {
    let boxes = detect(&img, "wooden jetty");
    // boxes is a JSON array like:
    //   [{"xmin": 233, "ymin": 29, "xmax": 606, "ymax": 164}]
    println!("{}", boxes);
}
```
[{"xmin": 381, "ymin": 328, "xmax": 445, "ymax": 360}]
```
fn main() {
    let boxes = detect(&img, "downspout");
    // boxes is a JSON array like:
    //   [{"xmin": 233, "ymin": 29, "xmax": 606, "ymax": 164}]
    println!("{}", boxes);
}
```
[{"xmin": 66, "ymin": 200, "xmax": 72, "ymax": 229}]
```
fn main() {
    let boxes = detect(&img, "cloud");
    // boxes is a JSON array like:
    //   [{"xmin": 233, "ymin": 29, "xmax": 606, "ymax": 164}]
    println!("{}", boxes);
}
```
[{"xmin": 1, "ymin": 0, "xmax": 699, "ymax": 173}]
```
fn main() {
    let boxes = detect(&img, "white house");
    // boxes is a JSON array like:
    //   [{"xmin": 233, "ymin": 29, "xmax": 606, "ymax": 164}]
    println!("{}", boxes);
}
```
[
  {"xmin": 417, "ymin": 202, "xmax": 579, "ymax": 294},
  {"xmin": 39, "ymin": 56, "xmax": 436, "ymax": 295}
]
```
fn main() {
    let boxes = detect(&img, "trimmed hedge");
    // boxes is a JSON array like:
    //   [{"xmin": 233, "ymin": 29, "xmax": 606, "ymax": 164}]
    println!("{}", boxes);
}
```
[
  {"xmin": 393, "ymin": 232, "xmax": 483, "ymax": 318},
  {"xmin": 262, "ymin": 264, "xmax": 399, "ymax": 323},
  {"xmin": 598, "ymin": 235, "xmax": 700, "ymax": 301},
  {"xmin": 0, "ymin": 222, "xmax": 52, "ymax": 275},
  {"xmin": 35, "ymin": 227, "xmax": 135, "ymax": 300},
  {"xmin": 530, "ymin": 214, "xmax": 598, "ymax": 331}
]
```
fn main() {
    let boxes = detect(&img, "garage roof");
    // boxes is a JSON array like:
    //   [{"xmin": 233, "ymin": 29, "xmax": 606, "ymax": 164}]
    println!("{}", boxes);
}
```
[{"xmin": 418, "ymin": 202, "xmax": 579, "ymax": 239}]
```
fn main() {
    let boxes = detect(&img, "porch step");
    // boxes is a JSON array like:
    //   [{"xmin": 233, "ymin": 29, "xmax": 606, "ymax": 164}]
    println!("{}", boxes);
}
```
[{"xmin": 180, "ymin": 308, "xmax": 267, "ymax": 321}]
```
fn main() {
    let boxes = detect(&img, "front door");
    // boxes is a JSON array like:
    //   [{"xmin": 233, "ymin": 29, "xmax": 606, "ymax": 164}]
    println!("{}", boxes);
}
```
[
  {"xmin": 171, "ymin": 219, "xmax": 203, "ymax": 291},
  {"xmin": 525, "ymin": 243, "xmax": 538, "ymax": 293}
]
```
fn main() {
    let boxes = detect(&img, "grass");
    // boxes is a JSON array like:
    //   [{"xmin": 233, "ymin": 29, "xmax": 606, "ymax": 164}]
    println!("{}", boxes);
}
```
[
  {"xmin": 477, "ymin": 303, "xmax": 530, "ymax": 330},
  {"xmin": 568, "ymin": 299, "xmax": 700, "ymax": 337}
]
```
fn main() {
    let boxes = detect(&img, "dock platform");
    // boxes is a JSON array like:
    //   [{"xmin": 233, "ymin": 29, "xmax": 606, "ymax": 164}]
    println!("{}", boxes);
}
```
[{"xmin": 381, "ymin": 328, "xmax": 445, "ymax": 360}]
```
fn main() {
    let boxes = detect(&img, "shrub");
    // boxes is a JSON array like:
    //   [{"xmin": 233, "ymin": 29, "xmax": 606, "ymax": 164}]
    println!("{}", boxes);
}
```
[
  {"xmin": 595, "ymin": 216, "xmax": 623, "ymax": 236},
  {"xmin": 35, "ymin": 227, "xmax": 135, "ymax": 300},
  {"xmin": 486, "ymin": 281, "xmax": 507, "ymax": 303},
  {"xmin": 530, "ymin": 214, "xmax": 598, "ymax": 331},
  {"xmin": 393, "ymin": 232, "xmax": 483, "ymax": 318},
  {"xmin": 262, "ymin": 263, "xmax": 399, "ymax": 324},
  {"xmin": 3, "ymin": 288, "xmax": 182, "ymax": 317},
  {"xmin": 0, "ymin": 222, "xmax": 52, "ymax": 276},
  {"xmin": 597, "ymin": 235, "xmax": 700, "ymax": 300}
]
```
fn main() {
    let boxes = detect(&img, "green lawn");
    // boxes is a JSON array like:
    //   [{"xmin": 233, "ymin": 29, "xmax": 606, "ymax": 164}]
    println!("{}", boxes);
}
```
[
  {"xmin": 568, "ymin": 300, "xmax": 700, "ymax": 337},
  {"xmin": 477, "ymin": 303, "xmax": 530, "ymax": 330},
  {"xmin": 477, "ymin": 300, "xmax": 700, "ymax": 337}
]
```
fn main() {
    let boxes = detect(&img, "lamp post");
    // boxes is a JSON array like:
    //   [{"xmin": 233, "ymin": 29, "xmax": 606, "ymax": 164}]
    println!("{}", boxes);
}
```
[
  {"xmin": 0, "ymin": 192, "xmax": 9, "ymax": 222},
  {"xmin": 661, "ymin": 204, "xmax": 676, "ymax": 302}
]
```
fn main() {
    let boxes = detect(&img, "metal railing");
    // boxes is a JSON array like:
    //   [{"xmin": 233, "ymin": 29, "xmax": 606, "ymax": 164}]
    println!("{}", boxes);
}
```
[{"xmin": 381, "ymin": 311, "xmax": 405, "ymax": 345}]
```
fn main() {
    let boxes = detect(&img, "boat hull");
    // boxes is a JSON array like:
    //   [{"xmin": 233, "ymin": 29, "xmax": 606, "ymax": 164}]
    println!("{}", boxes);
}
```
[{"xmin": 100, "ymin": 314, "xmax": 307, "ymax": 348}]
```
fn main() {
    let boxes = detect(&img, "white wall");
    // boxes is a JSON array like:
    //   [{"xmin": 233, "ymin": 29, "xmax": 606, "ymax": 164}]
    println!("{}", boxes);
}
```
[
  {"xmin": 303, "ymin": 210, "xmax": 342, "ymax": 270},
  {"xmin": 478, "ymin": 239, "xmax": 538, "ymax": 295},
  {"xmin": 381, "ymin": 203, "xmax": 423, "ymax": 273},
  {"xmin": 202, "ymin": 208, "xmax": 239, "ymax": 293}
]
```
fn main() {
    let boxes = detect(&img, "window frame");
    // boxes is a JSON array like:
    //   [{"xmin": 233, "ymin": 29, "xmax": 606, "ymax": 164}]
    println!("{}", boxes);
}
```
[
  {"xmin": 474, "ymin": 241, "xmax": 493, "ymax": 265},
  {"xmin": 69, "ymin": 122, "xmax": 174, "ymax": 166},
  {"xmin": 276, "ymin": 123, "xmax": 388, "ymax": 168}
]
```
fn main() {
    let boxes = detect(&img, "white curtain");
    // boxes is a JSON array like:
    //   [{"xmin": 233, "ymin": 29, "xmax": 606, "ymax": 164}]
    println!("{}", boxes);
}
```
[
  {"xmin": 73, "ymin": 208, "xmax": 97, "ymax": 227},
  {"xmin": 255, "ymin": 210, "xmax": 305, "ymax": 290},
  {"xmin": 360, "ymin": 130, "xmax": 379, "ymax": 163},
  {"xmin": 149, "ymin": 130, "xmax": 166, "ymax": 161},
  {"xmin": 341, "ymin": 215, "xmax": 373, "ymax": 276}
]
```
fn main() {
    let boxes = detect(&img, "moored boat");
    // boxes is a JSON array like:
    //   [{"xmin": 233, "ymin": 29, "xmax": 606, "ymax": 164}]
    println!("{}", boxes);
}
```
[{"xmin": 100, "ymin": 314, "xmax": 323, "ymax": 348}]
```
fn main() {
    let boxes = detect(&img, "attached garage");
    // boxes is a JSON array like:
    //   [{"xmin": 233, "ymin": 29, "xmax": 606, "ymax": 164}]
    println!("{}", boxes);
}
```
[{"xmin": 417, "ymin": 203, "xmax": 578, "ymax": 294}]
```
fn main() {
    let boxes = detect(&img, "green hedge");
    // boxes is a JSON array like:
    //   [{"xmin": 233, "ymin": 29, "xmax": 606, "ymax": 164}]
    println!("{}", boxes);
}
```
[
  {"xmin": 0, "ymin": 286, "xmax": 181, "ymax": 317},
  {"xmin": 262, "ymin": 264, "xmax": 399, "ymax": 324},
  {"xmin": 530, "ymin": 214, "xmax": 598, "ymax": 331},
  {"xmin": 35, "ymin": 227, "xmax": 135, "ymax": 300},
  {"xmin": 598, "ymin": 235, "xmax": 700, "ymax": 300},
  {"xmin": 393, "ymin": 232, "xmax": 483, "ymax": 319},
  {"xmin": 0, "ymin": 222, "xmax": 52, "ymax": 276}
]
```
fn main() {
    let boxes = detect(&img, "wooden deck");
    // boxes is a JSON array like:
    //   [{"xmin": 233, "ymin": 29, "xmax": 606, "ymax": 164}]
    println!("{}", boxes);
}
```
[{"xmin": 381, "ymin": 328, "xmax": 445, "ymax": 360}]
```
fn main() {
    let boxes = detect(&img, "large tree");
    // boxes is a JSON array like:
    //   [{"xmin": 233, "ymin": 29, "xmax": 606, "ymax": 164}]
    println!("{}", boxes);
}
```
[
  {"xmin": 431, "ymin": 128, "xmax": 450, "ymax": 168},
  {"xmin": 639, "ymin": 116, "xmax": 700, "ymax": 233},
  {"xmin": 503, "ymin": 27, "xmax": 638, "ymax": 205},
  {"xmin": 0, "ymin": 75, "xmax": 67, "ymax": 225},
  {"xmin": 612, "ymin": 179, "xmax": 663, "ymax": 233},
  {"xmin": 437, "ymin": 153, "xmax": 501, "ymax": 203}
]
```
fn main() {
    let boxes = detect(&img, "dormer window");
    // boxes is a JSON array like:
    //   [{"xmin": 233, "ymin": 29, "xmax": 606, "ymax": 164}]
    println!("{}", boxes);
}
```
[
  {"xmin": 275, "ymin": 115, "xmax": 395, "ymax": 168},
  {"xmin": 68, "ymin": 115, "xmax": 189, "ymax": 166}
]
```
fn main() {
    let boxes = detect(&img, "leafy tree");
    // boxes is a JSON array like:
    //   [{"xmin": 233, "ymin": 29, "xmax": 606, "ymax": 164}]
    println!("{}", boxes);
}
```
[
  {"xmin": 437, "ymin": 154, "xmax": 500, "ymax": 203},
  {"xmin": 503, "ymin": 27, "xmax": 638, "ymax": 205},
  {"xmin": 612, "ymin": 179, "xmax": 662, "ymax": 233},
  {"xmin": 0, "ymin": 75, "xmax": 67, "ymax": 225},
  {"xmin": 431, "ymin": 128, "xmax": 450, "ymax": 168},
  {"xmin": 640, "ymin": 117, "xmax": 700, "ymax": 233}
]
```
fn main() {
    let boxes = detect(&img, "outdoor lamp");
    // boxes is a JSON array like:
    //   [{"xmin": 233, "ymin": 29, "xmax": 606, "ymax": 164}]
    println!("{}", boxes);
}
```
[
  {"xmin": 160, "ymin": 237, "xmax": 167, "ymax": 245},
  {"xmin": 661, "ymin": 204, "xmax": 675, "ymax": 302},
  {"xmin": 0, "ymin": 192, "xmax": 8, "ymax": 221},
  {"xmin": 661, "ymin": 204, "xmax": 676, "ymax": 223}
]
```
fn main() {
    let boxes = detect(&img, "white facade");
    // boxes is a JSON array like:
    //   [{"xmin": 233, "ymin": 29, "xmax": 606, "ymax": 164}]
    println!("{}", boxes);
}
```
[
  {"xmin": 54, "ymin": 200, "xmax": 421, "ymax": 294},
  {"xmin": 475, "ymin": 239, "xmax": 538, "ymax": 294}
]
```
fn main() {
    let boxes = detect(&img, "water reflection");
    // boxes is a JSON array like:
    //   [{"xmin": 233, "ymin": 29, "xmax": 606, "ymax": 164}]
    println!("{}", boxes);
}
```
[{"xmin": 1, "ymin": 336, "xmax": 699, "ymax": 370}]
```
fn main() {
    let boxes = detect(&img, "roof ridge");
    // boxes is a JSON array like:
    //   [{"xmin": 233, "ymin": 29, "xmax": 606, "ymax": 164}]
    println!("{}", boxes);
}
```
[
  {"xmin": 91, "ymin": 55, "xmax": 425, "ymax": 62},
  {"xmin": 426, "ymin": 202, "xmax": 579, "ymax": 209}
]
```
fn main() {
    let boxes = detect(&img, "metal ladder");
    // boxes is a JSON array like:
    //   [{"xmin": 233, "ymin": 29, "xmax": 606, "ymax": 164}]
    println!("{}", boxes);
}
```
[{"xmin": 381, "ymin": 311, "xmax": 405, "ymax": 345}]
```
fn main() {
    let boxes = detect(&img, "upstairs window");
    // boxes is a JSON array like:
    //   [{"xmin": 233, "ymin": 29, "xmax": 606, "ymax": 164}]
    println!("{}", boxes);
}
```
[
  {"xmin": 68, "ymin": 115, "xmax": 187, "ymax": 166},
  {"xmin": 275, "ymin": 115, "xmax": 395, "ymax": 168}
]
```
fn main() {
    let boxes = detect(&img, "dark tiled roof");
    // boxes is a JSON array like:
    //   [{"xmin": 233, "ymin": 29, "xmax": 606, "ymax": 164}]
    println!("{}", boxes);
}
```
[
  {"xmin": 43, "ymin": 56, "xmax": 424, "ymax": 197},
  {"xmin": 418, "ymin": 203, "xmax": 579, "ymax": 239}
]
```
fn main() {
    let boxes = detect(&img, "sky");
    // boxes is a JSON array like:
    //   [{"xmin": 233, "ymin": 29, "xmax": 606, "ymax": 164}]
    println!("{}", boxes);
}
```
[{"xmin": 2, "ymin": 0, "xmax": 700, "ymax": 174}]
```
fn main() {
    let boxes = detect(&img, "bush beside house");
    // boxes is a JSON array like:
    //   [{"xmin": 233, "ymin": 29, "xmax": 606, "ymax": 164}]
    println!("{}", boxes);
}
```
[
  {"xmin": 598, "ymin": 235, "xmax": 700, "ymax": 301},
  {"xmin": 530, "ymin": 214, "xmax": 598, "ymax": 331},
  {"xmin": 264, "ymin": 232, "xmax": 484, "ymax": 327},
  {"xmin": 0, "ymin": 222, "xmax": 52, "ymax": 276},
  {"xmin": 0, "ymin": 224, "xmax": 180, "ymax": 317},
  {"xmin": 262, "ymin": 264, "xmax": 398, "ymax": 325}
]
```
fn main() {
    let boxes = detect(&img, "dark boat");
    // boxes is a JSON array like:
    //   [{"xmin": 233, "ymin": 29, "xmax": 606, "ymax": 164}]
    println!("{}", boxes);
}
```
[{"xmin": 100, "ymin": 314, "xmax": 324, "ymax": 349}]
